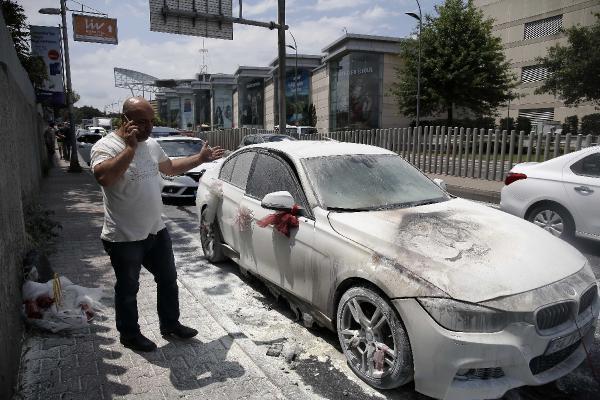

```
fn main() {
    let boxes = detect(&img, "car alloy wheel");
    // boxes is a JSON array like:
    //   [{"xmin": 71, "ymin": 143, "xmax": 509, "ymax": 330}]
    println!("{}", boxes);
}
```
[
  {"xmin": 200, "ymin": 209, "xmax": 225, "ymax": 262},
  {"xmin": 532, "ymin": 210, "xmax": 564, "ymax": 237},
  {"xmin": 528, "ymin": 203, "xmax": 574, "ymax": 239},
  {"xmin": 337, "ymin": 286, "xmax": 413, "ymax": 389}
]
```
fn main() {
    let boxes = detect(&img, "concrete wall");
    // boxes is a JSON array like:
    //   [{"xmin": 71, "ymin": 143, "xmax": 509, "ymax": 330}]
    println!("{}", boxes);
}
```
[
  {"xmin": 0, "ymin": 13, "xmax": 46, "ymax": 399},
  {"xmin": 264, "ymin": 80, "xmax": 275, "ymax": 129},
  {"xmin": 381, "ymin": 53, "xmax": 411, "ymax": 128},
  {"xmin": 311, "ymin": 66, "xmax": 329, "ymax": 133}
]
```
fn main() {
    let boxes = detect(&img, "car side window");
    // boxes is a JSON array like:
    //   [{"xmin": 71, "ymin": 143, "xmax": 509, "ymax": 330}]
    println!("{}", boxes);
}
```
[
  {"xmin": 246, "ymin": 153, "xmax": 308, "ymax": 209},
  {"xmin": 219, "ymin": 157, "xmax": 236, "ymax": 182},
  {"xmin": 571, "ymin": 153, "xmax": 600, "ymax": 177},
  {"xmin": 230, "ymin": 151, "xmax": 256, "ymax": 190}
]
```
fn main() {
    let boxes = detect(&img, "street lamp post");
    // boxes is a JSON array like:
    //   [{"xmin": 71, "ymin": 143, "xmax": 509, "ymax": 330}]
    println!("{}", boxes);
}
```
[
  {"xmin": 40, "ymin": 1, "xmax": 81, "ymax": 172},
  {"xmin": 406, "ymin": 0, "xmax": 422, "ymax": 128},
  {"xmin": 286, "ymin": 31, "xmax": 298, "ymax": 126}
]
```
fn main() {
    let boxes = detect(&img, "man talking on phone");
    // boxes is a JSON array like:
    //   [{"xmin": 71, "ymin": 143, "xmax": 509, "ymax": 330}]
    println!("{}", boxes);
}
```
[{"xmin": 90, "ymin": 97, "xmax": 224, "ymax": 352}]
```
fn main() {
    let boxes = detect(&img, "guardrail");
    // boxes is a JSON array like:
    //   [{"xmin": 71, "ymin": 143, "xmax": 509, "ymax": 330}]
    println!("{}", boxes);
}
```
[{"xmin": 198, "ymin": 127, "xmax": 600, "ymax": 181}]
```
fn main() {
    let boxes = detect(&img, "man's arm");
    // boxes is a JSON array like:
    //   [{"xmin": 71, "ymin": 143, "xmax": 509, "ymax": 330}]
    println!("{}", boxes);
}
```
[
  {"xmin": 159, "ymin": 142, "xmax": 224, "ymax": 176},
  {"xmin": 92, "ymin": 121, "xmax": 139, "ymax": 187}
]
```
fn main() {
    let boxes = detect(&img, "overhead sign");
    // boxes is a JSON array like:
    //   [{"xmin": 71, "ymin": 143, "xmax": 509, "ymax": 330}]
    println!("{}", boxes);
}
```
[
  {"xmin": 149, "ymin": 0, "xmax": 233, "ymax": 40},
  {"xmin": 30, "ymin": 26, "xmax": 65, "ymax": 106},
  {"xmin": 72, "ymin": 14, "xmax": 118, "ymax": 44}
]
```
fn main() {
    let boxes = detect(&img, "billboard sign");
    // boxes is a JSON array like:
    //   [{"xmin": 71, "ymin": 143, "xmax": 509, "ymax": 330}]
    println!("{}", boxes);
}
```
[
  {"xmin": 149, "ymin": 0, "xmax": 233, "ymax": 40},
  {"xmin": 72, "ymin": 14, "xmax": 118, "ymax": 44},
  {"xmin": 30, "ymin": 25, "xmax": 65, "ymax": 106},
  {"xmin": 213, "ymin": 87, "xmax": 232, "ymax": 129}
]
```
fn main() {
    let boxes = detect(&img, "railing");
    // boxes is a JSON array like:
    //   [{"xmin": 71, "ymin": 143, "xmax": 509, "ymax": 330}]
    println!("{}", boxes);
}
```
[{"xmin": 197, "ymin": 127, "xmax": 600, "ymax": 181}]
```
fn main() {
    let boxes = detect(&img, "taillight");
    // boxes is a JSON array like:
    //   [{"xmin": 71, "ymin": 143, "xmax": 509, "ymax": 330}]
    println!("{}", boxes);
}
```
[{"xmin": 505, "ymin": 172, "xmax": 527, "ymax": 185}]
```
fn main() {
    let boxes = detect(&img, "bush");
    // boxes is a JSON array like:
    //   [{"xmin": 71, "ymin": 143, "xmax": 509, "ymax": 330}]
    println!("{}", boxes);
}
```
[
  {"xmin": 562, "ymin": 115, "xmax": 578, "ymax": 134},
  {"xmin": 581, "ymin": 113, "xmax": 600, "ymax": 135},
  {"xmin": 516, "ymin": 116, "xmax": 532, "ymax": 133},
  {"xmin": 499, "ymin": 117, "xmax": 514, "ymax": 131}
]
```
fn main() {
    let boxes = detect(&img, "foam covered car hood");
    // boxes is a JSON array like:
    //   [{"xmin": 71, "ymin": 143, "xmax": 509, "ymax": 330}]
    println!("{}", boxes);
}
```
[{"xmin": 327, "ymin": 198, "xmax": 588, "ymax": 303}]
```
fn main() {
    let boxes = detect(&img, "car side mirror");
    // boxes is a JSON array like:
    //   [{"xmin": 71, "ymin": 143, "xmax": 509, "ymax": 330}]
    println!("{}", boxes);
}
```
[
  {"xmin": 433, "ymin": 178, "xmax": 447, "ymax": 190},
  {"xmin": 261, "ymin": 191, "xmax": 295, "ymax": 211}
]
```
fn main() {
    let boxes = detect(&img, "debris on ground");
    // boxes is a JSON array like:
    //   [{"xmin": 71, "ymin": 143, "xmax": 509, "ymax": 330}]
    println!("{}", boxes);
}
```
[
  {"xmin": 22, "ymin": 275, "xmax": 110, "ymax": 333},
  {"xmin": 266, "ymin": 343, "xmax": 284, "ymax": 357},
  {"xmin": 284, "ymin": 344, "xmax": 303, "ymax": 363}
]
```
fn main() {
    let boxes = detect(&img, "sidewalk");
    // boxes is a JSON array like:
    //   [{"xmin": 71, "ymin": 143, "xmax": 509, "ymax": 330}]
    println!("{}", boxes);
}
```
[
  {"xmin": 15, "ymin": 159, "xmax": 310, "ymax": 400},
  {"xmin": 426, "ymin": 173, "xmax": 503, "ymax": 204}
]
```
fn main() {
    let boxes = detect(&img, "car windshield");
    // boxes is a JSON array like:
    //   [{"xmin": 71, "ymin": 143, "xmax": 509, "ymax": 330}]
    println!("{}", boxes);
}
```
[
  {"xmin": 302, "ymin": 154, "xmax": 448, "ymax": 211},
  {"xmin": 268, "ymin": 135, "xmax": 295, "ymax": 142},
  {"xmin": 158, "ymin": 140, "xmax": 203, "ymax": 157}
]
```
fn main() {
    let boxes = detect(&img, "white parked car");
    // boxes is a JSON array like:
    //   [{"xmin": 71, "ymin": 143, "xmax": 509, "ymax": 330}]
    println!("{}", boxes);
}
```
[
  {"xmin": 501, "ymin": 146, "xmax": 600, "ymax": 241},
  {"xmin": 156, "ymin": 136, "xmax": 215, "ymax": 200},
  {"xmin": 196, "ymin": 141, "xmax": 598, "ymax": 400}
]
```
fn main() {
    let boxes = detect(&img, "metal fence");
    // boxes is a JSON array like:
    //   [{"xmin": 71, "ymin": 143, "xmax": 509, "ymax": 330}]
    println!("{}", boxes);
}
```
[{"xmin": 198, "ymin": 127, "xmax": 600, "ymax": 181}]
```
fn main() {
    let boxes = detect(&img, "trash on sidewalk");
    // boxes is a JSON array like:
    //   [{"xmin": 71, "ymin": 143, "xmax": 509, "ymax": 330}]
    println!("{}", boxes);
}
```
[{"xmin": 22, "ymin": 274, "xmax": 110, "ymax": 333}]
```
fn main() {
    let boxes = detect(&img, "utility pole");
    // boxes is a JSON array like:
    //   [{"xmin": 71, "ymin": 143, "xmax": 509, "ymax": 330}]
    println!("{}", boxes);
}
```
[
  {"xmin": 60, "ymin": 0, "xmax": 81, "ymax": 172},
  {"xmin": 277, "ymin": 0, "xmax": 286, "ymax": 130},
  {"xmin": 406, "ymin": 0, "xmax": 422, "ymax": 128}
]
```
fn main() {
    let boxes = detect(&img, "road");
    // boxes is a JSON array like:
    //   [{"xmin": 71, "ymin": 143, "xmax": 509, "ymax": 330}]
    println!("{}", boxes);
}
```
[{"xmin": 162, "ymin": 200, "xmax": 600, "ymax": 400}]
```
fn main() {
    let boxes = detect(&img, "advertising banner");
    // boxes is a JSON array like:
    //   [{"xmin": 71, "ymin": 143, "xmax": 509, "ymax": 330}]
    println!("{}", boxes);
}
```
[
  {"xmin": 213, "ymin": 87, "xmax": 232, "ymax": 129},
  {"xmin": 286, "ymin": 68, "xmax": 310, "ymax": 124},
  {"xmin": 30, "ymin": 25, "xmax": 65, "ymax": 106},
  {"xmin": 239, "ymin": 78, "xmax": 264, "ymax": 127},
  {"xmin": 182, "ymin": 98, "xmax": 193, "ymax": 128},
  {"xmin": 72, "ymin": 14, "xmax": 118, "ymax": 44}
]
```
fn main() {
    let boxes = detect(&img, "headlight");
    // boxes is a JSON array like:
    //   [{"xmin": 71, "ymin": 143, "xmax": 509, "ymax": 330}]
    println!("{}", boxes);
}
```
[
  {"xmin": 160, "ymin": 173, "xmax": 176, "ymax": 181},
  {"xmin": 418, "ymin": 298, "xmax": 512, "ymax": 333}
]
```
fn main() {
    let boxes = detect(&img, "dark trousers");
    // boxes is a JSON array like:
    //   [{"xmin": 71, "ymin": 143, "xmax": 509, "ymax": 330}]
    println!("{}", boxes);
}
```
[{"xmin": 102, "ymin": 228, "xmax": 180, "ymax": 336}]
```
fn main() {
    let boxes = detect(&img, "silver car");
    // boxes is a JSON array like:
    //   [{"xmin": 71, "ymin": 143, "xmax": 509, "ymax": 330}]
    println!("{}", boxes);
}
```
[{"xmin": 196, "ymin": 140, "xmax": 598, "ymax": 400}]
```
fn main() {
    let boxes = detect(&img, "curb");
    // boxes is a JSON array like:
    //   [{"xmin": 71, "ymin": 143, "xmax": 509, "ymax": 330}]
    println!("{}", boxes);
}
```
[{"xmin": 446, "ymin": 184, "xmax": 501, "ymax": 204}]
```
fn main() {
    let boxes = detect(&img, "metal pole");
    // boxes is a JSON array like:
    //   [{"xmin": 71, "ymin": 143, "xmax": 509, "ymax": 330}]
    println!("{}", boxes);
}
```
[
  {"xmin": 277, "ymin": 0, "xmax": 286, "ymax": 131},
  {"xmin": 61, "ymin": 0, "xmax": 81, "ymax": 172},
  {"xmin": 416, "ymin": 0, "xmax": 421, "ymax": 128}
]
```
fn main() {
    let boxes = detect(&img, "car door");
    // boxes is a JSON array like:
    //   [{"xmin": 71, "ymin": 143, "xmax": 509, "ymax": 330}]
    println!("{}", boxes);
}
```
[
  {"xmin": 240, "ymin": 151, "xmax": 316, "ymax": 301},
  {"xmin": 217, "ymin": 154, "xmax": 248, "ymax": 249},
  {"xmin": 563, "ymin": 150, "xmax": 600, "ymax": 237}
]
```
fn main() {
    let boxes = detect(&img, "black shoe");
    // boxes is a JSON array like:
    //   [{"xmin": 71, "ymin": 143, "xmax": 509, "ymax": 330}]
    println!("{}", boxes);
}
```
[
  {"xmin": 120, "ymin": 332, "xmax": 157, "ymax": 352},
  {"xmin": 160, "ymin": 323, "xmax": 198, "ymax": 339}
]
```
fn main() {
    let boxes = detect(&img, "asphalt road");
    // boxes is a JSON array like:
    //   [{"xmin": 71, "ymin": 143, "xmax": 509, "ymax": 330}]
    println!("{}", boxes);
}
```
[{"xmin": 162, "ymin": 199, "xmax": 600, "ymax": 400}]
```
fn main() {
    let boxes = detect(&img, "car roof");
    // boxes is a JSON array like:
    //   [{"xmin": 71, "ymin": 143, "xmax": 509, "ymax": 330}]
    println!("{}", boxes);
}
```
[
  {"xmin": 246, "ymin": 140, "xmax": 395, "ymax": 159},
  {"xmin": 154, "ymin": 136, "xmax": 202, "ymax": 142},
  {"xmin": 152, "ymin": 126, "xmax": 179, "ymax": 131}
]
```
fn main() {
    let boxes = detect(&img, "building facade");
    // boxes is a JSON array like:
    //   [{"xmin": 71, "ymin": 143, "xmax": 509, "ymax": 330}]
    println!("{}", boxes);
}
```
[{"xmin": 474, "ymin": 0, "xmax": 600, "ymax": 131}]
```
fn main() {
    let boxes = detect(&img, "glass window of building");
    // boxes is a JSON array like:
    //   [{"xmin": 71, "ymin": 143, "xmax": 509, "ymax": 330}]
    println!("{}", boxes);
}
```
[
  {"xmin": 329, "ymin": 52, "xmax": 383, "ymax": 131},
  {"xmin": 521, "ymin": 65, "xmax": 549, "ymax": 83},
  {"xmin": 524, "ymin": 15, "xmax": 562, "ymax": 40},
  {"xmin": 238, "ymin": 78, "xmax": 265, "ymax": 127}
]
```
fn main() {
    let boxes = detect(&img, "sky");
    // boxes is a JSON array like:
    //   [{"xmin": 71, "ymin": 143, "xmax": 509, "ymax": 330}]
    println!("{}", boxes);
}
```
[{"xmin": 19, "ymin": 0, "xmax": 442, "ymax": 111}]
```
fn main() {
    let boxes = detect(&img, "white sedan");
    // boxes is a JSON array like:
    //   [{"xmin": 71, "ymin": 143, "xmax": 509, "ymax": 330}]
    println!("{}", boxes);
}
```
[
  {"xmin": 156, "ymin": 136, "xmax": 216, "ymax": 200},
  {"xmin": 501, "ymin": 146, "xmax": 600, "ymax": 241},
  {"xmin": 195, "ymin": 141, "xmax": 598, "ymax": 400}
]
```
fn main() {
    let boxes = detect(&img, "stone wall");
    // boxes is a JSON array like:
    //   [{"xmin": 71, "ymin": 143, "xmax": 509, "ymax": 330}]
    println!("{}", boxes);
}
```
[{"xmin": 0, "ymin": 13, "xmax": 46, "ymax": 399}]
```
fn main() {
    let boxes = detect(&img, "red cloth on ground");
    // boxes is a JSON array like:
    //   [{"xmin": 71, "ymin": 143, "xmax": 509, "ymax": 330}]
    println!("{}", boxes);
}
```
[{"xmin": 257, "ymin": 205, "xmax": 300, "ymax": 237}]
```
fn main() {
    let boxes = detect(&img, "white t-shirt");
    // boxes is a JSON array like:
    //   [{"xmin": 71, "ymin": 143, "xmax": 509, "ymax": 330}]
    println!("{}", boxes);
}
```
[{"xmin": 90, "ymin": 133, "xmax": 169, "ymax": 242}]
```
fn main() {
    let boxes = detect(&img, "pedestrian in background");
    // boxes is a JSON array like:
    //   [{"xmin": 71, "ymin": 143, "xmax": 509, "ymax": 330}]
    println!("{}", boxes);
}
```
[
  {"xmin": 59, "ymin": 122, "xmax": 73, "ymax": 161},
  {"xmin": 43, "ymin": 121, "xmax": 56, "ymax": 163},
  {"xmin": 90, "ymin": 97, "xmax": 224, "ymax": 352},
  {"xmin": 55, "ymin": 123, "xmax": 65, "ymax": 159}
]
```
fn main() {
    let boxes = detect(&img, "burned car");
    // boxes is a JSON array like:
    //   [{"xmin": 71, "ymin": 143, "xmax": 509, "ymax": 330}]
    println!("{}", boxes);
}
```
[{"xmin": 196, "ymin": 141, "xmax": 598, "ymax": 400}]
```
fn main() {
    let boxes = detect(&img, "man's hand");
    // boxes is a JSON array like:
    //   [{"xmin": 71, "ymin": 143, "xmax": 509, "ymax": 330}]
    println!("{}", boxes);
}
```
[
  {"xmin": 118, "ymin": 121, "xmax": 139, "ymax": 150},
  {"xmin": 199, "ymin": 142, "xmax": 225, "ymax": 163}
]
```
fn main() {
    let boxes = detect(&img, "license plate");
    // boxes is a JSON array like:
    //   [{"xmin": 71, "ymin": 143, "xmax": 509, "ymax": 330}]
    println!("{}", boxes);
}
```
[{"xmin": 545, "ymin": 320, "xmax": 594, "ymax": 354}]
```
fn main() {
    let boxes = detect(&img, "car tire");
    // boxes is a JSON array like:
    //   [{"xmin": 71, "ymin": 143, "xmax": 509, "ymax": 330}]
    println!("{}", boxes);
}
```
[
  {"xmin": 527, "ymin": 203, "xmax": 575, "ymax": 239},
  {"xmin": 336, "ymin": 286, "xmax": 413, "ymax": 389},
  {"xmin": 200, "ymin": 208, "xmax": 226, "ymax": 263}
]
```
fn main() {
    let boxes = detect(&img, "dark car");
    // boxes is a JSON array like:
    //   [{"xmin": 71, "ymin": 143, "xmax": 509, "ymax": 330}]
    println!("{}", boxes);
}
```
[{"xmin": 238, "ymin": 134, "xmax": 296, "ymax": 148}]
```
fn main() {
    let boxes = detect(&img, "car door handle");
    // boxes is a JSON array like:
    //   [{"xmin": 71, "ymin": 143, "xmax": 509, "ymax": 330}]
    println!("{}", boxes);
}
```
[{"xmin": 574, "ymin": 186, "xmax": 594, "ymax": 195}]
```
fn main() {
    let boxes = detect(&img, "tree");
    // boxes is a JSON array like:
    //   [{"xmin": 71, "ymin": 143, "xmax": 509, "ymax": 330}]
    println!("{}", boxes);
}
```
[
  {"xmin": 308, "ymin": 103, "xmax": 317, "ymax": 127},
  {"xmin": 391, "ymin": 0, "xmax": 517, "ymax": 125},
  {"xmin": 1, "ymin": 0, "xmax": 47, "ymax": 87},
  {"xmin": 562, "ymin": 115, "xmax": 578, "ymax": 135},
  {"xmin": 536, "ymin": 14, "xmax": 600, "ymax": 106},
  {"xmin": 516, "ymin": 116, "xmax": 531, "ymax": 133},
  {"xmin": 581, "ymin": 113, "xmax": 600, "ymax": 135}
]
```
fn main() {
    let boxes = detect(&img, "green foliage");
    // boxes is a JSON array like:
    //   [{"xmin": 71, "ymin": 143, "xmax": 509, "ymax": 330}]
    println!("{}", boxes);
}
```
[
  {"xmin": 581, "ymin": 113, "xmax": 600, "ymax": 135},
  {"xmin": 1, "ymin": 0, "xmax": 48, "ymax": 87},
  {"xmin": 499, "ymin": 117, "xmax": 515, "ymax": 131},
  {"xmin": 562, "ymin": 115, "xmax": 579, "ymax": 134},
  {"xmin": 516, "ymin": 116, "xmax": 532, "ymax": 133},
  {"xmin": 153, "ymin": 116, "xmax": 167, "ymax": 126},
  {"xmin": 308, "ymin": 103, "xmax": 317, "ymax": 127},
  {"xmin": 391, "ymin": 0, "xmax": 517, "ymax": 125},
  {"xmin": 536, "ymin": 14, "xmax": 600, "ymax": 106},
  {"xmin": 23, "ymin": 203, "xmax": 61, "ymax": 255}
]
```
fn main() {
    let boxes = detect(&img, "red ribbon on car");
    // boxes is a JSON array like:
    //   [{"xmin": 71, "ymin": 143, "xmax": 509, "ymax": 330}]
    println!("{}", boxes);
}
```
[{"xmin": 257, "ymin": 204, "xmax": 301, "ymax": 237}]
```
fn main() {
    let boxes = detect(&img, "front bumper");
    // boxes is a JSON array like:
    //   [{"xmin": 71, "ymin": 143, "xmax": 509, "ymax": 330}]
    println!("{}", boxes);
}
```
[
  {"xmin": 160, "ymin": 176, "xmax": 198, "ymax": 198},
  {"xmin": 392, "ymin": 298, "xmax": 597, "ymax": 400}
]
